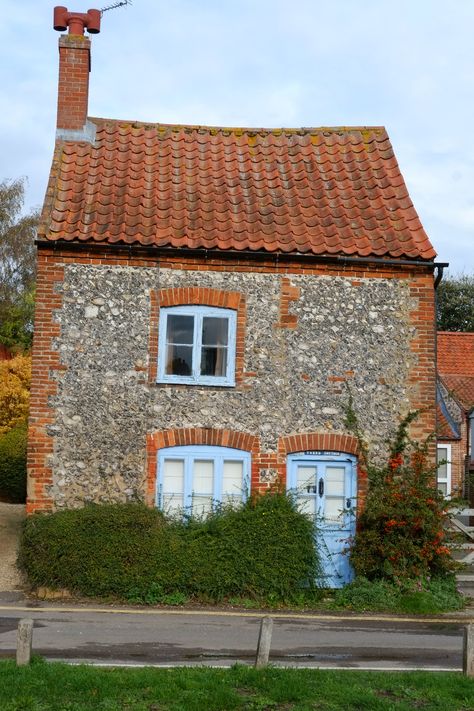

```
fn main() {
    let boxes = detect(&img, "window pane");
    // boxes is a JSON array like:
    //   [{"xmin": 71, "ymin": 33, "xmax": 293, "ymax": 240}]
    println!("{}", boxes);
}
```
[
  {"xmin": 325, "ymin": 497, "xmax": 344, "ymax": 521},
  {"xmin": 296, "ymin": 466, "xmax": 317, "ymax": 494},
  {"xmin": 162, "ymin": 459, "xmax": 184, "ymax": 493},
  {"xmin": 166, "ymin": 315, "xmax": 194, "ymax": 344},
  {"xmin": 202, "ymin": 317, "xmax": 229, "ymax": 346},
  {"xmin": 437, "ymin": 448, "xmax": 448, "ymax": 479},
  {"xmin": 192, "ymin": 495, "xmax": 213, "ymax": 517},
  {"xmin": 437, "ymin": 447, "xmax": 448, "ymax": 461},
  {"xmin": 223, "ymin": 460, "xmax": 243, "ymax": 497},
  {"xmin": 326, "ymin": 467, "xmax": 345, "ymax": 496},
  {"xmin": 200, "ymin": 347, "xmax": 228, "ymax": 376},
  {"xmin": 162, "ymin": 459, "xmax": 184, "ymax": 513},
  {"xmin": 438, "ymin": 482, "xmax": 448, "ymax": 496},
  {"xmin": 162, "ymin": 494, "xmax": 183, "ymax": 514},
  {"xmin": 165, "ymin": 344, "xmax": 193, "ymax": 375},
  {"xmin": 193, "ymin": 460, "xmax": 214, "ymax": 493},
  {"xmin": 298, "ymin": 496, "xmax": 317, "ymax": 517},
  {"xmin": 437, "ymin": 461, "xmax": 448, "ymax": 479}
]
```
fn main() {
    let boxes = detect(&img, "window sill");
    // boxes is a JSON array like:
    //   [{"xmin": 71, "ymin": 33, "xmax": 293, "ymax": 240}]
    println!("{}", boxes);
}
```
[{"xmin": 155, "ymin": 380, "xmax": 236, "ymax": 389}]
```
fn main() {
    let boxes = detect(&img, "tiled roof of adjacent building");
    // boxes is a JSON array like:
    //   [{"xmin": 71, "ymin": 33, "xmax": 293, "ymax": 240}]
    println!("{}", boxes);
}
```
[
  {"xmin": 438, "ymin": 332, "xmax": 474, "ymax": 412},
  {"xmin": 38, "ymin": 119, "xmax": 436, "ymax": 259},
  {"xmin": 441, "ymin": 375, "xmax": 474, "ymax": 413},
  {"xmin": 438, "ymin": 332, "xmax": 474, "ymax": 376}
]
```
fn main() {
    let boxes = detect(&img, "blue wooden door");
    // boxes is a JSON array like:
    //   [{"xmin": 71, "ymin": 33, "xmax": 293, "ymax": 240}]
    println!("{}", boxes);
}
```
[{"xmin": 287, "ymin": 453, "xmax": 357, "ymax": 588}]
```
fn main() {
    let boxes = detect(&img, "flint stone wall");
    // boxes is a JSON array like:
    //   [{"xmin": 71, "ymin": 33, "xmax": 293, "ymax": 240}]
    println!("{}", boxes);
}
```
[{"xmin": 49, "ymin": 264, "xmax": 418, "ymax": 507}]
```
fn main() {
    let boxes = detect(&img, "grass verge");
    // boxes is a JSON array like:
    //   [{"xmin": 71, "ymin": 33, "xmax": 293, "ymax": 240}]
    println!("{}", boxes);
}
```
[{"xmin": 1, "ymin": 659, "xmax": 473, "ymax": 710}]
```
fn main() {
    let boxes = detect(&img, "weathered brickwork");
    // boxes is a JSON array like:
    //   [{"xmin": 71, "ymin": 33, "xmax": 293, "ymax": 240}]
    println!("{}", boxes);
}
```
[{"xmin": 27, "ymin": 248, "xmax": 436, "ymax": 512}]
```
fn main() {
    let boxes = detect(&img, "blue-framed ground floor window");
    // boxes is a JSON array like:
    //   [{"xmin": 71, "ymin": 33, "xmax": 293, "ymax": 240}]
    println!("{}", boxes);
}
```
[
  {"xmin": 156, "ymin": 445, "xmax": 250, "ymax": 516},
  {"xmin": 287, "ymin": 452, "xmax": 357, "ymax": 588}
]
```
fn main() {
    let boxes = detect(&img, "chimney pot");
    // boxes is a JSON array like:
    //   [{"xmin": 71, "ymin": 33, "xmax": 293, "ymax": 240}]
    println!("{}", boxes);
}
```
[
  {"xmin": 53, "ymin": 6, "xmax": 68, "ymax": 32},
  {"xmin": 53, "ymin": 6, "xmax": 101, "ymax": 35},
  {"xmin": 87, "ymin": 9, "xmax": 101, "ymax": 34}
]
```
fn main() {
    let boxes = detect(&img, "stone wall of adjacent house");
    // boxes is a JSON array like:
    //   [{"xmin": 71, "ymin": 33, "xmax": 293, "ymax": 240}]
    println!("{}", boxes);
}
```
[{"xmin": 27, "ymin": 251, "xmax": 436, "ymax": 511}]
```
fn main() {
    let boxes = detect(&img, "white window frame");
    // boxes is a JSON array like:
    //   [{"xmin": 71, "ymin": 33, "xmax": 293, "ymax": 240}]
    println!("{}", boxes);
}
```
[
  {"xmin": 157, "ymin": 305, "xmax": 237, "ymax": 386},
  {"xmin": 156, "ymin": 445, "xmax": 250, "ymax": 515},
  {"xmin": 436, "ymin": 444, "xmax": 452, "ymax": 498}
]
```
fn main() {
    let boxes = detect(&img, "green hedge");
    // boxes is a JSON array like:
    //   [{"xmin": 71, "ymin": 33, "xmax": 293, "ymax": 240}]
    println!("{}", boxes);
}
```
[
  {"xmin": 19, "ymin": 492, "xmax": 320, "ymax": 602},
  {"xmin": 0, "ymin": 423, "xmax": 27, "ymax": 503}
]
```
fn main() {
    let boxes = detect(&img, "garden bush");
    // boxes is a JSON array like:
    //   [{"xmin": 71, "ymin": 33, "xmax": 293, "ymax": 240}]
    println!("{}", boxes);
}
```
[
  {"xmin": 0, "ymin": 422, "xmax": 27, "ymax": 502},
  {"xmin": 19, "ymin": 491, "xmax": 320, "ymax": 602},
  {"xmin": 349, "ymin": 412, "xmax": 455, "ymax": 583},
  {"xmin": 0, "ymin": 354, "xmax": 31, "ymax": 437}
]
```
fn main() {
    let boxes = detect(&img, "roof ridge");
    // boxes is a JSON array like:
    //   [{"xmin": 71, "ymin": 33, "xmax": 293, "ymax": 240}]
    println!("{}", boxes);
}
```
[{"xmin": 87, "ymin": 116, "xmax": 387, "ymax": 135}]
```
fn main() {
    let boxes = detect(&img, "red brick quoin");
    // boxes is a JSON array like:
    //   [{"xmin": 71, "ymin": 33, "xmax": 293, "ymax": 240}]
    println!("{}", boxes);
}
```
[
  {"xmin": 148, "ymin": 286, "xmax": 248, "ymax": 386},
  {"xmin": 26, "ymin": 254, "xmax": 65, "ymax": 514}
]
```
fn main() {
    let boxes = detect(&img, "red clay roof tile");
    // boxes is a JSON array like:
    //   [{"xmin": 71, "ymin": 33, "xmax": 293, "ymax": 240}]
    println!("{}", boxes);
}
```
[
  {"xmin": 39, "ymin": 120, "xmax": 436, "ymax": 259},
  {"xmin": 441, "ymin": 374, "xmax": 474, "ymax": 412},
  {"xmin": 438, "ymin": 333, "xmax": 474, "ymax": 411},
  {"xmin": 438, "ymin": 332, "xmax": 474, "ymax": 377}
]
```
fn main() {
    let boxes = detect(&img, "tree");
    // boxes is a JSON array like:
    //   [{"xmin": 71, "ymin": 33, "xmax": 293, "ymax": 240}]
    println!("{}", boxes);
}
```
[
  {"xmin": 436, "ymin": 274, "xmax": 474, "ymax": 332},
  {"xmin": 0, "ymin": 178, "xmax": 39, "ymax": 352}
]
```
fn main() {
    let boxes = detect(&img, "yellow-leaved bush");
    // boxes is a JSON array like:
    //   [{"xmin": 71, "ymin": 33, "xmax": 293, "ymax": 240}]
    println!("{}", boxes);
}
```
[{"xmin": 0, "ymin": 354, "xmax": 31, "ymax": 437}]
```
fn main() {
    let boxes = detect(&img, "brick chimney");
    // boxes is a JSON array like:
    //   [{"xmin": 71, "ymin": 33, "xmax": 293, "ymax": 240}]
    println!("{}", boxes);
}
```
[{"xmin": 53, "ymin": 6, "xmax": 101, "ymax": 142}]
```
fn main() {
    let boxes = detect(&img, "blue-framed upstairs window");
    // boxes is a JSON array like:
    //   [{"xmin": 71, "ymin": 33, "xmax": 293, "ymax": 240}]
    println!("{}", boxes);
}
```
[
  {"xmin": 157, "ymin": 305, "xmax": 237, "ymax": 386},
  {"xmin": 156, "ymin": 445, "xmax": 250, "ymax": 516}
]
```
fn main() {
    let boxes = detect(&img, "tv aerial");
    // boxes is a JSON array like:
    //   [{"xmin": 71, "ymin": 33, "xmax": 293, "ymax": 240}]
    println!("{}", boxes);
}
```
[{"xmin": 100, "ymin": 0, "xmax": 132, "ymax": 15}]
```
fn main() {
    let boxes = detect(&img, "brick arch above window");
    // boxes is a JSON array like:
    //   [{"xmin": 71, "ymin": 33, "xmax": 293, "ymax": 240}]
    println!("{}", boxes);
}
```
[
  {"xmin": 158, "ymin": 287, "xmax": 244, "ymax": 311},
  {"xmin": 148, "ymin": 287, "xmax": 247, "ymax": 385},
  {"xmin": 146, "ymin": 427, "xmax": 261, "ymax": 505},
  {"xmin": 278, "ymin": 432, "xmax": 360, "ymax": 456}
]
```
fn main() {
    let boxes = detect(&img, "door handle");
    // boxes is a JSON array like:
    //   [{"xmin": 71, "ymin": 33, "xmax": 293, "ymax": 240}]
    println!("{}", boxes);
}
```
[
  {"xmin": 346, "ymin": 497, "xmax": 352, "ymax": 509},
  {"xmin": 318, "ymin": 478, "xmax": 324, "ymax": 497}
]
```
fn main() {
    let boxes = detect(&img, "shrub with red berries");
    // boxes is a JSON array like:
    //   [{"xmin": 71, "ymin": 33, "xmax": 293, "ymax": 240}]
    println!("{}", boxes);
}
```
[{"xmin": 350, "ymin": 412, "xmax": 455, "ymax": 582}]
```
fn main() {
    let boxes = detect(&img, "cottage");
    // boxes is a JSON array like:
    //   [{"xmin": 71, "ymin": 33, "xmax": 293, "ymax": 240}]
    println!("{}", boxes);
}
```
[
  {"xmin": 28, "ymin": 7, "xmax": 441, "ymax": 586},
  {"xmin": 437, "ymin": 332, "xmax": 474, "ymax": 501}
]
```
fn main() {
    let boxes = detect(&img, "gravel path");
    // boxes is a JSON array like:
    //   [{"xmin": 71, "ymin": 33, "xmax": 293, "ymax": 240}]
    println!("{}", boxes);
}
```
[{"xmin": 0, "ymin": 502, "xmax": 25, "ymax": 591}]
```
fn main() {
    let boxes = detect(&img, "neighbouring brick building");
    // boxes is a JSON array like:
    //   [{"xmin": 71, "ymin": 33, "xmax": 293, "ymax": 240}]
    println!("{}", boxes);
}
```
[
  {"xmin": 28, "ymin": 7, "xmax": 442, "ymax": 586},
  {"xmin": 437, "ymin": 332, "xmax": 474, "ymax": 500}
]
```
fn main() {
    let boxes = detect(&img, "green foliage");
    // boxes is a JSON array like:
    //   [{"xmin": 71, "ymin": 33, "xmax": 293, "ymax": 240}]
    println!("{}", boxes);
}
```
[
  {"xmin": 333, "ymin": 575, "xmax": 463, "ymax": 614},
  {"xmin": 0, "ymin": 423, "xmax": 27, "ymax": 503},
  {"xmin": 20, "ymin": 492, "xmax": 320, "ymax": 602},
  {"xmin": 20, "ymin": 503, "xmax": 169, "ymax": 597},
  {"xmin": 350, "ymin": 416, "xmax": 455, "ymax": 583},
  {"xmin": 436, "ymin": 273, "xmax": 474, "ymax": 331},
  {"xmin": 0, "ymin": 287, "xmax": 35, "ymax": 352},
  {"xmin": 0, "ymin": 178, "xmax": 38, "ymax": 353}
]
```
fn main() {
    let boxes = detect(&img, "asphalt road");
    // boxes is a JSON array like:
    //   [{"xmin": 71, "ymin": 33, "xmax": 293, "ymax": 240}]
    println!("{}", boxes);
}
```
[{"xmin": 0, "ymin": 603, "xmax": 471, "ymax": 670}]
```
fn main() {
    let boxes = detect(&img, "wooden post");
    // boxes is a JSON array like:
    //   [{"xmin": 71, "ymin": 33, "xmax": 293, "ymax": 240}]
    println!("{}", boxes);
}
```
[
  {"xmin": 16, "ymin": 619, "xmax": 33, "ymax": 667},
  {"xmin": 463, "ymin": 624, "xmax": 474, "ymax": 677},
  {"xmin": 255, "ymin": 616, "xmax": 273, "ymax": 669}
]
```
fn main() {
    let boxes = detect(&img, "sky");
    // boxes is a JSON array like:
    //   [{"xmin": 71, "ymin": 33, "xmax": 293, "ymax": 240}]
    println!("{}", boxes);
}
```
[{"xmin": 1, "ymin": 0, "xmax": 473, "ymax": 274}]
